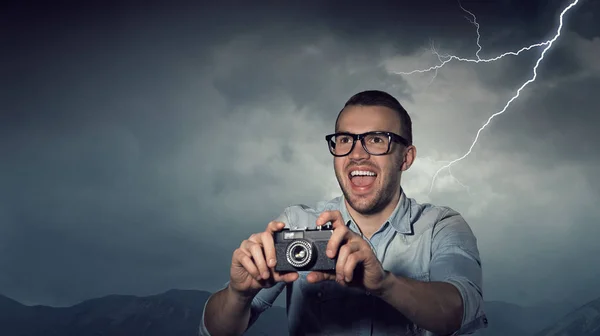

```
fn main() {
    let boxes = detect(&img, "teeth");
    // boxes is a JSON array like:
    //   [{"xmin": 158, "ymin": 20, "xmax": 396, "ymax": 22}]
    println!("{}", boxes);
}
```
[{"xmin": 350, "ymin": 170, "xmax": 376, "ymax": 177}]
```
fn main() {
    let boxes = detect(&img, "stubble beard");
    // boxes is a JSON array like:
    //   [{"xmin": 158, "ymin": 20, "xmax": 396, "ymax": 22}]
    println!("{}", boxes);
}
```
[{"xmin": 335, "ymin": 159, "xmax": 402, "ymax": 216}]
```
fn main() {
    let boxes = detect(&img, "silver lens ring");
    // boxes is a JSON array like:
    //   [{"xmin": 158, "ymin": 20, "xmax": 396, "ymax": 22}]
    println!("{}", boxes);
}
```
[{"xmin": 285, "ymin": 240, "xmax": 313, "ymax": 268}]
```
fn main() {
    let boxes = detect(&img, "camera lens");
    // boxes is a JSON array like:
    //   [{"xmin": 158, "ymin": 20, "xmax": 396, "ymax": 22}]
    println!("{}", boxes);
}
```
[
  {"xmin": 291, "ymin": 246, "xmax": 307, "ymax": 261},
  {"xmin": 285, "ymin": 240, "xmax": 313, "ymax": 268}
]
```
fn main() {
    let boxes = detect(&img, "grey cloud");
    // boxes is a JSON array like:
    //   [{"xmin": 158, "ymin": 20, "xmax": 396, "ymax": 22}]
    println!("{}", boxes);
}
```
[
  {"xmin": 407, "ymin": 0, "xmax": 596, "ymax": 96},
  {"xmin": 1, "ymin": 0, "xmax": 598, "ymax": 310},
  {"xmin": 209, "ymin": 34, "xmax": 415, "ymax": 122},
  {"xmin": 481, "ymin": 60, "xmax": 600, "ymax": 166},
  {"xmin": 387, "ymin": 14, "xmax": 600, "ymax": 307}
]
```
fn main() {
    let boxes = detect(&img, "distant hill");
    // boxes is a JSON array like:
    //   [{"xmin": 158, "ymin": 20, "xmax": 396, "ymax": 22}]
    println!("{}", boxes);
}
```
[
  {"xmin": 0, "ymin": 289, "xmax": 590, "ymax": 336},
  {"xmin": 534, "ymin": 296, "xmax": 600, "ymax": 336},
  {"xmin": 475, "ymin": 300, "xmax": 574, "ymax": 336},
  {"xmin": 0, "ymin": 289, "xmax": 286, "ymax": 336}
]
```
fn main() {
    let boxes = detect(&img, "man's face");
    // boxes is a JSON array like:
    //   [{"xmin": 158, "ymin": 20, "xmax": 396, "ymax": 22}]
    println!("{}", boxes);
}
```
[{"xmin": 333, "ymin": 105, "xmax": 410, "ymax": 215}]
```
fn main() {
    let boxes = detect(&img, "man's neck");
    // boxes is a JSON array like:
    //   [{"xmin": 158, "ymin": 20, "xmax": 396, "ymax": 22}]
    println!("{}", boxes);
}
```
[{"xmin": 344, "ymin": 189, "xmax": 402, "ymax": 239}]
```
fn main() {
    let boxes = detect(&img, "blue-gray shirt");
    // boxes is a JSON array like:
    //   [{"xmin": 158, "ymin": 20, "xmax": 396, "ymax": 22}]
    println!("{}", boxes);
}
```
[{"xmin": 200, "ymin": 190, "xmax": 488, "ymax": 335}]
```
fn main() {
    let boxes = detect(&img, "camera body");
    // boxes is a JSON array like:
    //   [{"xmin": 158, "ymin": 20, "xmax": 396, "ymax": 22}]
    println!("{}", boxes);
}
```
[{"xmin": 273, "ymin": 223, "xmax": 336, "ymax": 272}]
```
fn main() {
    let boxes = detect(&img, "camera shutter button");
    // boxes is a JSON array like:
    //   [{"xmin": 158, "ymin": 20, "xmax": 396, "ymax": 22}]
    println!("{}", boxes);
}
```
[{"xmin": 321, "ymin": 223, "xmax": 333, "ymax": 230}]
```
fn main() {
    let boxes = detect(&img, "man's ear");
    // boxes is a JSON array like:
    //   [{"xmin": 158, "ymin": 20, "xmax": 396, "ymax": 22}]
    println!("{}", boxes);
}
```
[{"xmin": 400, "ymin": 145, "xmax": 417, "ymax": 171}]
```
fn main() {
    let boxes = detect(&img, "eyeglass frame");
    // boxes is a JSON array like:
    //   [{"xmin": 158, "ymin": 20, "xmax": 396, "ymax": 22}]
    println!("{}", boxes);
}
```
[{"xmin": 324, "ymin": 131, "xmax": 411, "ymax": 157}]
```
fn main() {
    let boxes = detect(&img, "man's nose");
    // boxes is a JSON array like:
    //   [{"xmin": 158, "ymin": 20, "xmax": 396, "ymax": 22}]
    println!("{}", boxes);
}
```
[{"xmin": 348, "ymin": 139, "xmax": 369, "ymax": 160}]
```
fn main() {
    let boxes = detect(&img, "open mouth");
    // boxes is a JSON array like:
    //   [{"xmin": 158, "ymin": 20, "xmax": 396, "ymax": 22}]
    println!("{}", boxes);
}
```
[{"xmin": 348, "ymin": 169, "xmax": 378, "ymax": 190}]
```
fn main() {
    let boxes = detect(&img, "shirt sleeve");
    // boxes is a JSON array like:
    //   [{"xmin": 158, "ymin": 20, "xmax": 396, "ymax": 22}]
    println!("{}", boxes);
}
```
[{"xmin": 429, "ymin": 209, "xmax": 488, "ymax": 335}]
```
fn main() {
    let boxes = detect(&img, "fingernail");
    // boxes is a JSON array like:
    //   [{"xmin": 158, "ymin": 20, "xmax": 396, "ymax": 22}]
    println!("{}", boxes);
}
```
[
  {"xmin": 269, "ymin": 259, "xmax": 276, "ymax": 267},
  {"xmin": 345, "ymin": 277, "xmax": 350, "ymax": 282},
  {"xmin": 262, "ymin": 272, "xmax": 269, "ymax": 279},
  {"xmin": 326, "ymin": 249, "xmax": 333, "ymax": 257}
]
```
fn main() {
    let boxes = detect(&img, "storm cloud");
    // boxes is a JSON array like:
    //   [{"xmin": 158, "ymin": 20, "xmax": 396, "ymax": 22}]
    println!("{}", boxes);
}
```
[{"xmin": 1, "ymin": 0, "xmax": 598, "ymax": 309}]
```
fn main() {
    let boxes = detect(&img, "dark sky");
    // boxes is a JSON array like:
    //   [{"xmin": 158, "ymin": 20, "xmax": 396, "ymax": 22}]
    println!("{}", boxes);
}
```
[{"xmin": 1, "ymin": 0, "xmax": 599, "ymax": 308}]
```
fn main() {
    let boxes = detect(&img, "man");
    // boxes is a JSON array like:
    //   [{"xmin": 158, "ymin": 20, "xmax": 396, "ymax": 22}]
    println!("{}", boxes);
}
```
[{"xmin": 200, "ymin": 90, "xmax": 488, "ymax": 336}]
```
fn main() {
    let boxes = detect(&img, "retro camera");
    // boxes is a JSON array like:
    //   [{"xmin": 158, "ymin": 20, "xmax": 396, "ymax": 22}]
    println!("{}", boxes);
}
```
[{"xmin": 273, "ymin": 223, "xmax": 336, "ymax": 272}]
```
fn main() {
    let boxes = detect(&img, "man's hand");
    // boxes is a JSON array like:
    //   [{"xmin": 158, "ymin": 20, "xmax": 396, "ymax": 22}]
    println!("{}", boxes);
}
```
[
  {"xmin": 229, "ymin": 221, "xmax": 299, "ymax": 300},
  {"xmin": 306, "ymin": 210, "xmax": 387, "ymax": 294}
]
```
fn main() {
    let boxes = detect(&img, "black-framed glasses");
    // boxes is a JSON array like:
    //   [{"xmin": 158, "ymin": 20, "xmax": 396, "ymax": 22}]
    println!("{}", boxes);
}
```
[{"xmin": 325, "ymin": 131, "xmax": 410, "ymax": 157}]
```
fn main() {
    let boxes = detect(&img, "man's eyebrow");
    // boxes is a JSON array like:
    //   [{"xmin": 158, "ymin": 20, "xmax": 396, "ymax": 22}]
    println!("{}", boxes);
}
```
[{"xmin": 336, "ymin": 130, "xmax": 396, "ymax": 134}]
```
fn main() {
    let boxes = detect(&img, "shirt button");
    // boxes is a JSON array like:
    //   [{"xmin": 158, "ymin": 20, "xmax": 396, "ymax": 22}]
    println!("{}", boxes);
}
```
[
  {"xmin": 365, "ymin": 291, "xmax": 371, "ymax": 296},
  {"xmin": 317, "ymin": 291, "xmax": 322, "ymax": 298}
]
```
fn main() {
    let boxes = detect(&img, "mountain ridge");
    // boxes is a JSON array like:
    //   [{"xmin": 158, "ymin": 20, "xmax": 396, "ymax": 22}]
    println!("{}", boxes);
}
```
[
  {"xmin": 0, "ymin": 289, "xmax": 596, "ymax": 335},
  {"xmin": 0, "ymin": 289, "xmax": 286, "ymax": 336},
  {"xmin": 534, "ymin": 296, "xmax": 600, "ymax": 336}
]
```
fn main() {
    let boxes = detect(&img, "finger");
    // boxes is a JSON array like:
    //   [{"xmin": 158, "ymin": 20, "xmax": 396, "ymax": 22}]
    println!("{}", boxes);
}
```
[
  {"xmin": 266, "ymin": 220, "xmax": 286, "ymax": 233},
  {"xmin": 240, "ymin": 239, "xmax": 256, "ymax": 251},
  {"xmin": 335, "ymin": 241, "xmax": 361, "ymax": 282},
  {"xmin": 249, "ymin": 243, "xmax": 270, "ymax": 280},
  {"xmin": 315, "ymin": 210, "xmax": 345, "ymax": 228},
  {"xmin": 326, "ymin": 224, "xmax": 351, "ymax": 259},
  {"xmin": 306, "ymin": 271, "xmax": 336, "ymax": 283},
  {"xmin": 273, "ymin": 271, "xmax": 299, "ymax": 283},
  {"xmin": 241, "ymin": 240, "xmax": 269, "ymax": 279},
  {"xmin": 235, "ymin": 249, "xmax": 261, "ymax": 281},
  {"xmin": 259, "ymin": 231, "xmax": 277, "ymax": 268},
  {"xmin": 247, "ymin": 233, "xmax": 261, "ymax": 244},
  {"xmin": 344, "ymin": 250, "xmax": 366, "ymax": 283}
]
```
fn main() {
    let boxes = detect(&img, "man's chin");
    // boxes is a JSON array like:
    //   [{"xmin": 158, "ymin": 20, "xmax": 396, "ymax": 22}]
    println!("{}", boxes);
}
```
[{"xmin": 346, "ymin": 195, "xmax": 377, "ymax": 213}]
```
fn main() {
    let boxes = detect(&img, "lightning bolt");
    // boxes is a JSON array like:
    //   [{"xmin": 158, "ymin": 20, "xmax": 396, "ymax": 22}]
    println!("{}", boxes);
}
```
[
  {"xmin": 395, "ymin": 0, "xmax": 581, "ymax": 195},
  {"xmin": 459, "ymin": 1, "xmax": 482, "ymax": 61}
]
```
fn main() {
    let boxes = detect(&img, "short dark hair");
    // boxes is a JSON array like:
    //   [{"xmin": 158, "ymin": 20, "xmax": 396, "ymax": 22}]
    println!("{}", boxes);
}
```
[{"xmin": 335, "ymin": 90, "xmax": 413, "ymax": 145}]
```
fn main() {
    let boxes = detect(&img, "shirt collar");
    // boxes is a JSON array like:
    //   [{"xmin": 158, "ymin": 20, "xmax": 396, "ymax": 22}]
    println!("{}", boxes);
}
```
[{"xmin": 338, "ymin": 188, "xmax": 414, "ymax": 235}]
